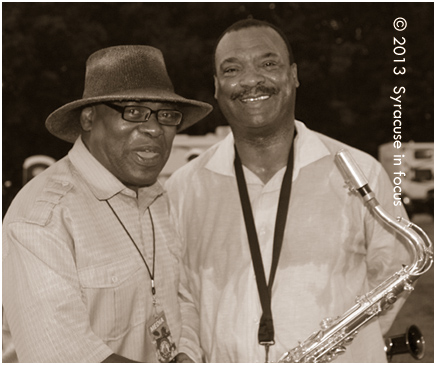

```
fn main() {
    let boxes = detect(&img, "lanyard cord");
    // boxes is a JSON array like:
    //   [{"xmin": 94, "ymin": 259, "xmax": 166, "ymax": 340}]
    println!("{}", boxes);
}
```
[
  {"xmin": 106, "ymin": 200, "xmax": 156, "ymax": 295},
  {"xmin": 234, "ymin": 136, "xmax": 295, "ymax": 352}
]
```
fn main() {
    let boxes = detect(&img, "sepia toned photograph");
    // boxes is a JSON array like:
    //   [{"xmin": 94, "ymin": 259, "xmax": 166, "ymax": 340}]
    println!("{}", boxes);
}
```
[{"xmin": 3, "ymin": 2, "xmax": 434, "ymax": 363}]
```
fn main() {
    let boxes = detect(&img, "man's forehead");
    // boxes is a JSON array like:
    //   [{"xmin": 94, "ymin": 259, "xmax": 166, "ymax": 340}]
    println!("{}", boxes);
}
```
[{"xmin": 215, "ymin": 26, "xmax": 289, "ymax": 62}]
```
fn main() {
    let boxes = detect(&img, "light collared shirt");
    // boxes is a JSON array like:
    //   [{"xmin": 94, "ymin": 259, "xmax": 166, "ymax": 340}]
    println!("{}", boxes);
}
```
[
  {"xmin": 166, "ymin": 121, "xmax": 412, "ymax": 363},
  {"xmin": 3, "ymin": 137, "xmax": 183, "ymax": 362}
]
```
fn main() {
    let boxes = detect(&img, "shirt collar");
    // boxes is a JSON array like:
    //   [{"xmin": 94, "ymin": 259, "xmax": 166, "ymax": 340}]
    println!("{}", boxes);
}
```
[
  {"xmin": 68, "ymin": 136, "xmax": 164, "ymax": 201},
  {"xmin": 205, "ymin": 120, "xmax": 331, "ymax": 181}
]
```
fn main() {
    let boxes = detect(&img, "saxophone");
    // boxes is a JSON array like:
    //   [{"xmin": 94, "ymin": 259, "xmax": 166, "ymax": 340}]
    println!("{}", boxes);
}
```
[{"xmin": 278, "ymin": 149, "xmax": 433, "ymax": 363}]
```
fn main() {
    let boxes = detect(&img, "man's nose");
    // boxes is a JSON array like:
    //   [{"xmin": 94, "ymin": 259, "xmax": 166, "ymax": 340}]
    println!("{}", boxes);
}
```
[
  {"xmin": 239, "ymin": 66, "xmax": 265, "ymax": 88},
  {"xmin": 137, "ymin": 114, "xmax": 164, "ymax": 137}
]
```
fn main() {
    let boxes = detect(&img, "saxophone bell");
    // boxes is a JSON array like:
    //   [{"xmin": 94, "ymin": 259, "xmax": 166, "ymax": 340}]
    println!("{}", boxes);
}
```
[{"xmin": 384, "ymin": 325, "xmax": 425, "ymax": 361}]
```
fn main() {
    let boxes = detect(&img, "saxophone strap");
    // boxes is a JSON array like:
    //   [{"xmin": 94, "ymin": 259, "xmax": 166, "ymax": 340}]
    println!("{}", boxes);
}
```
[{"xmin": 234, "ymin": 134, "xmax": 295, "ymax": 356}]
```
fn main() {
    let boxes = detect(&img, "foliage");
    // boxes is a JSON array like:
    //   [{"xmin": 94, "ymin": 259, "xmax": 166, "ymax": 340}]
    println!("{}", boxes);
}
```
[{"xmin": 2, "ymin": 3, "xmax": 434, "ymax": 206}]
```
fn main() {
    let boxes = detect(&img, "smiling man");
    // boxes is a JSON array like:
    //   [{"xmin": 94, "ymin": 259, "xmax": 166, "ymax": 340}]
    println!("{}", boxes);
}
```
[
  {"xmin": 165, "ymin": 19, "xmax": 412, "ymax": 362},
  {"xmin": 2, "ymin": 45, "xmax": 211, "ymax": 363},
  {"xmin": 213, "ymin": 23, "xmax": 299, "ymax": 184}
]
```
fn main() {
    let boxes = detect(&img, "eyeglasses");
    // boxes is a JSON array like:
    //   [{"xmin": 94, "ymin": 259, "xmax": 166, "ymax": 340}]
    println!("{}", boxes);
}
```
[{"xmin": 103, "ymin": 103, "xmax": 183, "ymax": 126}]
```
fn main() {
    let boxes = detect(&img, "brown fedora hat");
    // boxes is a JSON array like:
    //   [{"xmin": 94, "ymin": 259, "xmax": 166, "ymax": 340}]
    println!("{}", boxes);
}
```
[{"xmin": 45, "ymin": 45, "xmax": 213, "ymax": 143}]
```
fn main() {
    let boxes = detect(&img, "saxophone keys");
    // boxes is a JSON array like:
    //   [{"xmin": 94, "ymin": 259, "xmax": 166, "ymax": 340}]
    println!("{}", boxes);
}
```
[
  {"xmin": 404, "ymin": 282, "xmax": 414, "ymax": 292},
  {"xmin": 333, "ymin": 346, "xmax": 347, "ymax": 355},
  {"xmin": 320, "ymin": 317, "xmax": 334, "ymax": 330},
  {"xmin": 386, "ymin": 292, "xmax": 397, "ymax": 305}
]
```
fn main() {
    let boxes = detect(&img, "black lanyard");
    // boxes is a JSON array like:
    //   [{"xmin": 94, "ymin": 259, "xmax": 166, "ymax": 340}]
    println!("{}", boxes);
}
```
[
  {"xmin": 106, "ymin": 200, "xmax": 156, "ymax": 296},
  {"xmin": 234, "ymin": 137, "xmax": 295, "ymax": 361}
]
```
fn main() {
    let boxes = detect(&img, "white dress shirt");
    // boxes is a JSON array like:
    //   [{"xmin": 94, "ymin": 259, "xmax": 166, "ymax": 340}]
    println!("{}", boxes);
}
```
[{"xmin": 166, "ymin": 120, "xmax": 411, "ymax": 363}]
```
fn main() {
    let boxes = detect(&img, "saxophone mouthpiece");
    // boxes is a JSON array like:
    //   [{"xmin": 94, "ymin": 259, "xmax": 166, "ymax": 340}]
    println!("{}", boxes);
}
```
[{"xmin": 335, "ymin": 149, "xmax": 374, "ymax": 202}]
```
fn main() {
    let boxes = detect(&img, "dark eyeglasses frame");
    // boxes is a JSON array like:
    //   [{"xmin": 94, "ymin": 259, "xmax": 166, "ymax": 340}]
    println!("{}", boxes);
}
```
[{"xmin": 103, "ymin": 102, "xmax": 183, "ymax": 126}]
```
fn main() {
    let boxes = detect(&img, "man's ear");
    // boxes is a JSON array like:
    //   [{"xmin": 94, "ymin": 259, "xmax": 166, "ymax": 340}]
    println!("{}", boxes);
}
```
[
  {"xmin": 290, "ymin": 63, "xmax": 300, "ymax": 88},
  {"xmin": 213, "ymin": 75, "xmax": 218, "ymax": 100},
  {"xmin": 80, "ymin": 107, "xmax": 94, "ymax": 131}
]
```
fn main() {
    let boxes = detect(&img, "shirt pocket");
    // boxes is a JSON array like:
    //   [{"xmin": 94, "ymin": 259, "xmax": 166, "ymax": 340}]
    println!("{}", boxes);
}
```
[{"xmin": 78, "ymin": 256, "xmax": 147, "ymax": 341}]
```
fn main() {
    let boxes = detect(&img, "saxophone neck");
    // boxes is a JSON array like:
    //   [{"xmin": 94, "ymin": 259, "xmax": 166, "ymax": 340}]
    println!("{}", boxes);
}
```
[{"xmin": 335, "ymin": 149, "xmax": 433, "ymax": 277}]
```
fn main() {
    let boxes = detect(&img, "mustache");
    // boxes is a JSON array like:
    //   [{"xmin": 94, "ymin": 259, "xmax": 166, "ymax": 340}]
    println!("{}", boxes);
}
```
[{"xmin": 230, "ymin": 85, "xmax": 279, "ymax": 100}]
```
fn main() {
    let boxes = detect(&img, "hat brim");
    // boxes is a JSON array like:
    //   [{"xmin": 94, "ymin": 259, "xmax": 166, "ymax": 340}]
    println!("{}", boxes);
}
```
[{"xmin": 45, "ymin": 89, "xmax": 213, "ymax": 143}]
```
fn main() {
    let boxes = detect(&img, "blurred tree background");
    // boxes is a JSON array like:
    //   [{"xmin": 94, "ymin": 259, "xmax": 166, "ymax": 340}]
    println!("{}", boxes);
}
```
[{"xmin": 3, "ymin": 2, "xmax": 434, "ymax": 214}]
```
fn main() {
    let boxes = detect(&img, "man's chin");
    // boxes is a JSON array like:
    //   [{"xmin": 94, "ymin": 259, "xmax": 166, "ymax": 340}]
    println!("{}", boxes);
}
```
[{"xmin": 124, "ymin": 174, "xmax": 162, "ymax": 190}]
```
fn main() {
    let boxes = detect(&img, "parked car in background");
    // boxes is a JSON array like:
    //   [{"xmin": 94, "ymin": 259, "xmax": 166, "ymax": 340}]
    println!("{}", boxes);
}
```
[
  {"xmin": 378, "ymin": 141, "xmax": 434, "ymax": 217},
  {"xmin": 22, "ymin": 155, "xmax": 56, "ymax": 185},
  {"xmin": 158, "ymin": 126, "xmax": 230, "ymax": 183}
]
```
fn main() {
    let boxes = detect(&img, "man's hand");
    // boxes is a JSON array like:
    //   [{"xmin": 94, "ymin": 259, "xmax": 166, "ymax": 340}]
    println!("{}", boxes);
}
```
[{"xmin": 174, "ymin": 352, "xmax": 195, "ymax": 363}]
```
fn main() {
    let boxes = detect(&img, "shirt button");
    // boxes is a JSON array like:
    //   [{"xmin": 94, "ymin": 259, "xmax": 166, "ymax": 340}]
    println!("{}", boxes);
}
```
[{"xmin": 112, "ymin": 276, "xmax": 118, "ymax": 283}]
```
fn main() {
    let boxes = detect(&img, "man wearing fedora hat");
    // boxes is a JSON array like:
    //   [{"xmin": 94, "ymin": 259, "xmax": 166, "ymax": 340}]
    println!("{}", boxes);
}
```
[{"xmin": 2, "ymin": 45, "xmax": 211, "ymax": 363}]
